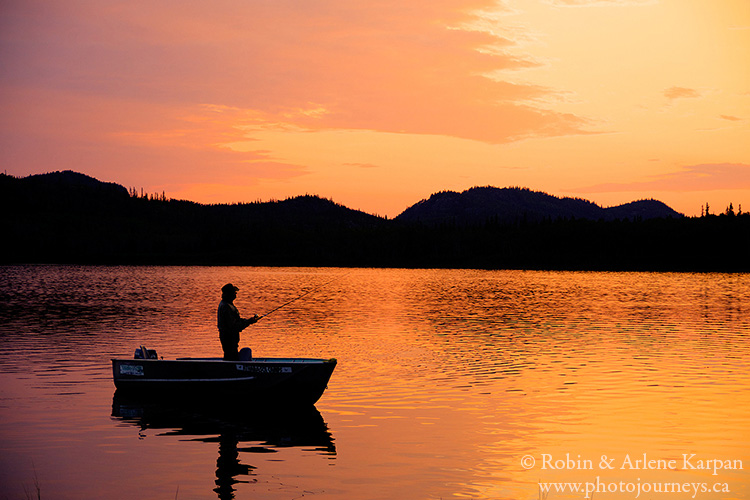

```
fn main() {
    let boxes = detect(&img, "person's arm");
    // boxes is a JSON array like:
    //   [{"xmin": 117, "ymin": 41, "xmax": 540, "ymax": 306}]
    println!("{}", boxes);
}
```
[{"xmin": 242, "ymin": 314, "xmax": 260, "ymax": 328}]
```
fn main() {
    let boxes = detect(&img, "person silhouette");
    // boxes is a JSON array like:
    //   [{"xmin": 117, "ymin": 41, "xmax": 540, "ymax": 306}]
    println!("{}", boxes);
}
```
[{"xmin": 217, "ymin": 283, "xmax": 258, "ymax": 361}]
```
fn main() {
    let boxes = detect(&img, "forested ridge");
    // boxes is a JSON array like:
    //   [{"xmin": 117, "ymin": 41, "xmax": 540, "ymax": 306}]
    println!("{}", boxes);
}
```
[{"xmin": 2, "ymin": 171, "xmax": 748, "ymax": 271}]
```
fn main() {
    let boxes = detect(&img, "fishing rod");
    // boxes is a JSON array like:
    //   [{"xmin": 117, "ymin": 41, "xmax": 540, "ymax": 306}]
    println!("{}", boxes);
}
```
[{"xmin": 256, "ymin": 274, "xmax": 345, "ymax": 321}]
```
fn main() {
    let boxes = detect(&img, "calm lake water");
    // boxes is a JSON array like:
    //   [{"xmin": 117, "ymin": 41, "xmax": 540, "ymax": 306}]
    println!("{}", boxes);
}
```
[{"xmin": 0, "ymin": 266, "xmax": 748, "ymax": 500}]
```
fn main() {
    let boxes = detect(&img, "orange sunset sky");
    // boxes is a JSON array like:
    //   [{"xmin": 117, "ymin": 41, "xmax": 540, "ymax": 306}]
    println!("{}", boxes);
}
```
[{"xmin": 1, "ymin": 0, "xmax": 748, "ymax": 218}]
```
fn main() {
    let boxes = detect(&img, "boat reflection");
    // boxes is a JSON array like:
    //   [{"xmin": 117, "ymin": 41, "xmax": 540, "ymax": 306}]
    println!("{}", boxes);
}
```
[{"xmin": 111, "ymin": 391, "xmax": 336, "ymax": 499}]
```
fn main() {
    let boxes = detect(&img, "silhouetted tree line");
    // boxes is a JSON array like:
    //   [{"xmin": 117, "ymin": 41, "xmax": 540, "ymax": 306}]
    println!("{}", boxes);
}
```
[{"xmin": 1, "ymin": 172, "xmax": 748, "ymax": 271}]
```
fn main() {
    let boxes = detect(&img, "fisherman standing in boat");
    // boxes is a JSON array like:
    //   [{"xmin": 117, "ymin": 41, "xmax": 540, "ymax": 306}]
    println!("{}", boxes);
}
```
[{"xmin": 217, "ymin": 283, "xmax": 259, "ymax": 361}]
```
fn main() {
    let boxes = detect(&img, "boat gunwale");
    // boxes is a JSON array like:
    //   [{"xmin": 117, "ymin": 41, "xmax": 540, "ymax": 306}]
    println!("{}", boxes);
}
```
[
  {"xmin": 112, "ymin": 357, "xmax": 336, "ymax": 364},
  {"xmin": 116, "ymin": 376, "xmax": 257, "ymax": 383}
]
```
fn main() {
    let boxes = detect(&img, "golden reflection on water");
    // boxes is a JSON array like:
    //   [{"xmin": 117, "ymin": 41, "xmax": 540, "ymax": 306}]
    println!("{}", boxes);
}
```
[
  {"xmin": 0, "ymin": 267, "xmax": 748, "ymax": 499},
  {"xmin": 289, "ymin": 269, "xmax": 750, "ymax": 500}
]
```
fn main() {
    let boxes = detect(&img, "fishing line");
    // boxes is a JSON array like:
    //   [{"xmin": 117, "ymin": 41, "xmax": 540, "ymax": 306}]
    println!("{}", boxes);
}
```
[{"xmin": 257, "ymin": 273, "xmax": 346, "ymax": 320}]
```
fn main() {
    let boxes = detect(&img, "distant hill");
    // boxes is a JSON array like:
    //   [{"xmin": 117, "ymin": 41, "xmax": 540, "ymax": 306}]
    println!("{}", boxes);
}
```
[
  {"xmin": 22, "ymin": 170, "xmax": 130, "ymax": 195},
  {"xmin": 601, "ymin": 199, "xmax": 683, "ymax": 221},
  {"xmin": 2, "ymin": 171, "xmax": 747, "ymax": 271},
  {"xmin": 5, "ymin": 170, "xmax": 130, "ymax": 206},
  {"xmin": 395, "ymin": 186, "xmax": 683, "ymax": 225},
  {"xmin": 0, "ymin": 171, "xmax": 385, "ymax": 265},
  {"xmin": 1, "ymin": 170, "xmax": 381, "ymax": 228}
]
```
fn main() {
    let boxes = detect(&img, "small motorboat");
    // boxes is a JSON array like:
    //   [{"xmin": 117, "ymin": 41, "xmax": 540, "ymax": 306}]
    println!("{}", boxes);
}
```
[{"xmin": 112, "ymin": 347, "xmax": 337, "ymax": 406}]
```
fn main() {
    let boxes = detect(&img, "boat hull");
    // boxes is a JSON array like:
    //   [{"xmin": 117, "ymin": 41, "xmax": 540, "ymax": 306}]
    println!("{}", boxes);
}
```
[{"xmin": 112, "ymin": 357, "xmax": 336, "ymax": 406}]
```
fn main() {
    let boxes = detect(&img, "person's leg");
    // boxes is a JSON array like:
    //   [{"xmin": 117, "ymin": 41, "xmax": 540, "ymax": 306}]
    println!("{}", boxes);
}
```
[{"xmin": 220, "ymin": 337, "xmax": 239, "ymax": 361}]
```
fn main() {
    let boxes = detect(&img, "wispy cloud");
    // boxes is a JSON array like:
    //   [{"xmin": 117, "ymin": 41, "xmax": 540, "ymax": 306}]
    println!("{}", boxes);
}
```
[
  {"xmin": 343, "ymin": 163, "xmax": 380, "ymax": 169},
  {"xmin": 664, "ymin": 86, "xmax": 702, "ymax": 100},
  {"xmin": 545, "ymin": 0, "xmax": 656, "ymax": 6},
  {"xmin": 573, "ymin": 163, "xmax": 750, "ymax": 192},
  {"xmin": 0, "ymin": 87, "xmax": 307, "ymax": 186}
]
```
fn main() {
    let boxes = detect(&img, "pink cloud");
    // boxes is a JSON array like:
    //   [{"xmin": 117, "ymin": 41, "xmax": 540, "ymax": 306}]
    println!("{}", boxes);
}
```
[
  {"xmin": 0, "ymin": 0, "xmax": 590, "ymax": 162},
  {"xmin": 572, "ymin": 163, "xmax": 750, "ymax": 193},
  {"xmin": 0, "ymin": 88, "xmax": 307, "ymax": 186}
]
